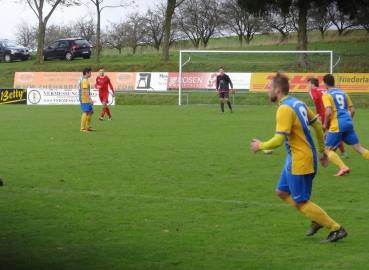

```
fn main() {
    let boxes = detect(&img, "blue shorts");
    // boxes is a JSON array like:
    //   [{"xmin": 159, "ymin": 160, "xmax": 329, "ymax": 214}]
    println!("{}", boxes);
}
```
[
  {"xmin": 81, "ymin": 103, "xmax": 93, "ymax": 113},
  {"xmin": 276, "ymin": 163, "xmax": 315, "ymax": 202},
  {"xmin": 325, "ymin": 130, "xmax": 359, "ymax": 147}
]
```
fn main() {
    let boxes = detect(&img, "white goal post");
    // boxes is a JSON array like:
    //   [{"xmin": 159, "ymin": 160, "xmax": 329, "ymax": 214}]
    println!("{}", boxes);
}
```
[{"xmin": 178, "ymin": 50, "xmax": 339, "ymax": 105}]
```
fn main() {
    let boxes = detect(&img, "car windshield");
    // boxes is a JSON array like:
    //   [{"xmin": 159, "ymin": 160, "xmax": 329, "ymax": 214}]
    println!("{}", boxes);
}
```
[
  {"xmin": 75, "ymin": 39, "xmax": 89, "ymax": 45},
  {"xmin": 2, "ymin": 41, "xmax": 18, "ymax": 47}
]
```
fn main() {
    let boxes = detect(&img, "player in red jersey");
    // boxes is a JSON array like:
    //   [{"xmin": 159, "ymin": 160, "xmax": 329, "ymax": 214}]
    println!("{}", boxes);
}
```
[
  {"xmin": 95, "ymin": 68, "xmax": 115, "ymax": 120},
  {"xmin": 307, "ymin": 78, "xmax": 348, "ymax": 158}
]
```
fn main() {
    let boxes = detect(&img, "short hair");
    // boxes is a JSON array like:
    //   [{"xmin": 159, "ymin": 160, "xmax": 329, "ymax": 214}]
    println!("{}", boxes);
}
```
[
  {"xmin": 272, "ymin": 72, "xmax": 290, "ymax": 95},
  {"xmin": 307, "ymin": 77, "xmax": 319, "ymax": 87},
  {"xmin": 323, "ymin": 74, "xmax": 335, "ymax": 87},
  {"xmin": 83, "ymin": 67, "xmax": 92, "ymax": 75},
  {"xmin": 99, "ymin": 67, "xmax": 104, "ymax": 70},
  {"xmin": 219, "ymin": 67, "xmax": 224, "ymax": 70}
]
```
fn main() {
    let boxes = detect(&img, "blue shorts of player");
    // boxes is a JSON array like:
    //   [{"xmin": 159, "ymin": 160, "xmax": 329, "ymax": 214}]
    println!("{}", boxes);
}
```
[
  {"xmin": 325, "ymin": 130, "xmax": 359, "ymax": 147},
  {"xmin": 276, "ymin": 155, "xmax": 315, "ymax": 203},
  {"xmin": 219, "ymin": 92, "xmax": 229, "ymax": 99},
  {"xmin": 81, "ymin": 103, "xmax": 93, "ymax": 113}
]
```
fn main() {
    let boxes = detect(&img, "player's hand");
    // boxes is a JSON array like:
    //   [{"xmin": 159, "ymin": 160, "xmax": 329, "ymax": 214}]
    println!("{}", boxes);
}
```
[
  {"xmin": 90, "ymin": 100, "xmax": 94, "ymax": 105},
  {"xmin": 231, "ymin": 88, "xmax": 235, "ymax": 94},
  {"xmin": 322, "ymin": 123, "xmax": 327, "ymax": 130},
  {"xmin": 319, "ymin": 152, "xmax": 329, "ymax": 168},
  {"xmin": 216, "ymin": 89, "xmax": 218, "ymax": 94},
  {"xmin": 112, "ymin": 93, "xmax": 115, "ymax": 97},
  {"xmin": 250, "ymin": 139, "xmax": 261, "ymax": 153}
]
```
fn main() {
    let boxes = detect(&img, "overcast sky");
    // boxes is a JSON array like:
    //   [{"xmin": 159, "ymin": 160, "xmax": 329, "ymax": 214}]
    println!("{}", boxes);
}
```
[{"xmin": 0, "ymin": 0, "xmax": 155, "ymax": 41}]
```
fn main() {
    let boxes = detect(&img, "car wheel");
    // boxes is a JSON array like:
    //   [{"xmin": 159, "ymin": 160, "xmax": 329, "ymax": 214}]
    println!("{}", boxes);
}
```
[
  {"xmin": 65, "ymin": 52, "xmax": 73, "ymax": 61},
  {"xmin": 83, "ymin": 56, "xmax": 91, "ymax": 59},
  {"xmin": 21, "ymin": 58, "xmax": 28, "ymax": 61},
  {"xmin": 4, "ymin": 54, "xmax": 12, "ymax": 63}
]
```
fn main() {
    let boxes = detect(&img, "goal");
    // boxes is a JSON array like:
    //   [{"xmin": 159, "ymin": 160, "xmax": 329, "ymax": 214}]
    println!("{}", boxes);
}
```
[{"xmin": 178, "ymin": 50, "xmax": 340, "ymax": 105}]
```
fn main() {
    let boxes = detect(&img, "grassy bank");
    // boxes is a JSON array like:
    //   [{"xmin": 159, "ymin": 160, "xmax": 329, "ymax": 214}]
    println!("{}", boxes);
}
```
[{"xmin": 0, "ymin": 30, "xmax": 368, "ymax": 88}]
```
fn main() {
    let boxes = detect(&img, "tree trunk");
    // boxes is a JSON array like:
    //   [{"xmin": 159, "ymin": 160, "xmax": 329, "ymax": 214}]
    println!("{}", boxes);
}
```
[
  {"xmin": 338, "ymin": 29, "xmax": 344, "ymax": 36},
  {"xmin": 95, "ymin": 3, "xmax": 101, "ymax": 63},
  {"xmin": 161, "ymin": 0, "xmax": 176, "ymax": 62},
  {"xmin": 319, "ymin": 28, "xmax": 325, "ymax": 40},
  {"xmin": 296, "ymin": 4, "xmax": 309, "ymax": 68},
  {"xmin": 238, "ymin": 35, "xmax": 243, "ymax": 46},
  {"xmin": 35, "ymin": 19, "xmax": 46, "ymax": 63}
]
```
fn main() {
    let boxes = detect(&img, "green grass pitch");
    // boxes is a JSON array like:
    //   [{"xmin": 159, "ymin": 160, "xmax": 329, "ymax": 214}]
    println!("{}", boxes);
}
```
[{"xmin": 1, "ymin": 104, "xmax": 369, "ymax": 269}]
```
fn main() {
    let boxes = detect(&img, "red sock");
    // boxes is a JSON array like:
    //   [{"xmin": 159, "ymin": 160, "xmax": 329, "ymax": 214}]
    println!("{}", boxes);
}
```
[
  {"xmin": 101, "ymin": 107, "xmax": 106, "ymax": 117},
  {"xmin": 106, "ymin": 107, "xmax": 111, "ymax": 118},
  {"xmin": 338, "ymin": 140, "xmax": 346, "ymax": 153}
]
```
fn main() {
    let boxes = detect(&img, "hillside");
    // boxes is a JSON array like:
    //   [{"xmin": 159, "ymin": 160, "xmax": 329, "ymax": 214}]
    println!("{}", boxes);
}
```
[{"xmin": 0, "ymin": 29, "xmax": 368, "ymax": 88}]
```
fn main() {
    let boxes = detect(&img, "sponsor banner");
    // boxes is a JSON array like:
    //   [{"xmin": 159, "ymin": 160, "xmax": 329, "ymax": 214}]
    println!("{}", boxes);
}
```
[
  {"xmin": 250, "ymin": 73, "xmax": 369, "ymax": 92},
  {"xmin": 167, "ymin": 72, "xmax": 251, "ymax": 89},
  {"xmin": 337, "ymin": 73, "xmax": 369, "ymax": 92},
  {"xmin": 14, "ymin": 72, "xmax": 137, "ymax": 91},
  {"xmin": 0, "ymin": 88, "xmax": 27, "ymax": 104},
  {"xmin": 27, "ymin": 89, "xmax": 115, "ymax": 105},
  {"xmin": 135, "ymin": 72, "xmax": 168, "ymax": 91}
]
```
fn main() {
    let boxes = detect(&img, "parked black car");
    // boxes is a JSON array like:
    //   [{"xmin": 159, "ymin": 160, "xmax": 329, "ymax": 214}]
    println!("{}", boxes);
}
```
[
  {"xmin": 43, "ymin": 38, "xmax": 92, "ymax": 61},
  {"xmin": 0, "ymin": 39, "xmax": 30, "ymax": 63}
]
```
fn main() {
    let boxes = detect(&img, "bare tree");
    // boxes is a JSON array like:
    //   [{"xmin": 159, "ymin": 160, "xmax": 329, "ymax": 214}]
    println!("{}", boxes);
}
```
[
  {"xmin": 162, "ymin": 0, "xmax": 185, "ymax": 61},
  {"xmin": 176, "ymin": 0, "xmax": 223, "ymax": 49},
  {"xmin": 15, "ymin": 20, "xmax": 38, "ymax": 49},
  {"xmin": 264, "ymin": 11, "xmax": 294, "ymax": 42},
  {"xmin": 105, "ymin": 20, "xmax": 126, "ymax": 54},
  {"xmin": 221, "ymin": 0, "xmax": 249, "ymax": 45},
  {"xmin": 356, "ymin": 7, "xmax": 369, "ymax": 35},
  {"xmin": 328, "ymin": 3, "xmax": 358, "ymax": 36},
  {"xmin": 124, "ymin": 12, "xmax": 147, "ymax": 54},
  {"xmin": 44, "ymin": 23, "xmax": 75, "ymax": 46},
  {"xmin": 88, "ymin": 0, "xmax": 132, "ymax": 63},
  {"xmin": 308, "ymin": 6, "xmax": 332, "ymax": 40},
  {"xmin": 144, "ymin": 4, "xmax": 165, "ymax": 51},
  {"xmin": 74, "ymin": 15, "xmax": 96, "ymax": 44}
]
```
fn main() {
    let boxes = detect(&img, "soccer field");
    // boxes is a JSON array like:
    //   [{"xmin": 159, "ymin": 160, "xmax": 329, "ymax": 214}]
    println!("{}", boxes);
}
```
[{"xmin": 1, "ymin": 104, "xmax": 369, "ymax": 269}]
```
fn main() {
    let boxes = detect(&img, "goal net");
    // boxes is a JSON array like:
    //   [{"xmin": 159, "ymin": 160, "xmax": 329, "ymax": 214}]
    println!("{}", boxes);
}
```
[{"xmin": 178, "ymin": 50, "xmax": 340, "ymax": 105}]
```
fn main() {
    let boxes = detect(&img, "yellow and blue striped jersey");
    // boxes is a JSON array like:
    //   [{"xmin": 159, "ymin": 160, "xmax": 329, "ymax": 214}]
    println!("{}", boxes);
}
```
[
  {"xmin": 276, "ymin": 96, "xmax": 318, "ymax": 175},
  {"xmin": 78, "ymin": 76, "xmax": 90, "ymax": 103},
  {"xmin": 322, "ymin": 88, "xmax": 353, "ymax": 132}
]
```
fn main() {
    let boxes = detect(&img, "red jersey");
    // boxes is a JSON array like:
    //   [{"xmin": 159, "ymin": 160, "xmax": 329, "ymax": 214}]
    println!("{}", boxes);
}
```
[
  {"xmin": 95, "ymin": 76, "xmax": 114, "ymax": 94},
  {"xmin": 309, "ymin": 87, "xmax": 326, "ymax": 117}
]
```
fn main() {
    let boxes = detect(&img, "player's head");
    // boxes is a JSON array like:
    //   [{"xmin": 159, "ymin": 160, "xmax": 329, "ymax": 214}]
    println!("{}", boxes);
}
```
[
  {"xmin": 99, "ymin": 67, "xmax": 105, "ymax": 77},
  {"xmin": 219, "ymin": 67, "xmax": 224, "ymax": 74},
  {"xmin": 307, "ymin": 77, "xmax": 319, "ymax": 91},
  {"xmin": 83, "ymin": 67, "xmax": 92, "ymax": 78},
  {"xmin": 268, "ymin": 72, "xmax": 289, "ymax": 102},
  {"xmin": 323, "ymin": 74, "xmax": 335, "ymax": 88}
]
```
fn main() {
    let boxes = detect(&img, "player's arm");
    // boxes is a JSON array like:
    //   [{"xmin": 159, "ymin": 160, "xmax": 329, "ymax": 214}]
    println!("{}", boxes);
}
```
[
  {"xmin": 322, "ymin": 94, "xmax": 332, "ymax": 130},
  {"xmin": 307, "ymin": 106, "xmax": 324, "ymax": 154},
  {"xmin": 229, "ymin": 78, "xmax": 234, "ymax": 94},
  {"xmin": 83, "ymin": 88, "xmax": 93, "ymax": 104},
  {"xmin": 251, "ymin": 106, "xmax": 290, "ymax": 152},
  {"xmin": 216, "ymin": 76, "xmax": 219, "ymax": 93},
  {"xmin": 108, "ymin": 77, "xmax": 115, "ymax": 96},
  {"xmin": 307, "ymin": 106, "xmax": 329, "ymax": 167},
  {"xmin": 94, "ymin": 77, "xmax": 100, "ymax": 89},
  {"xmin": 346, "ymin": 93, "xmax": 355, "ymax": 118}
]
